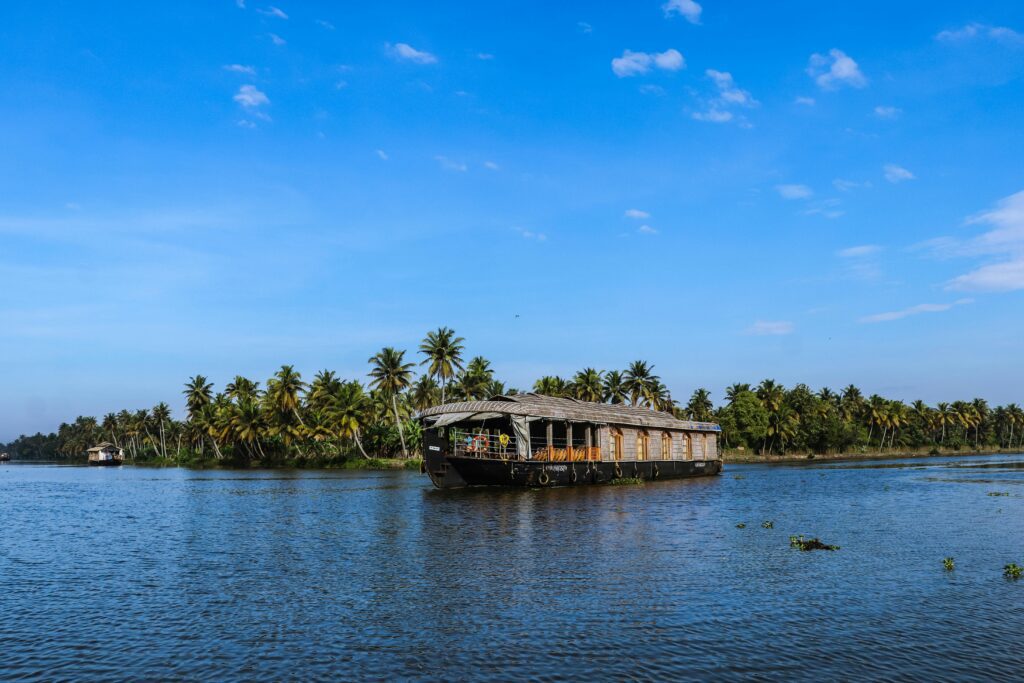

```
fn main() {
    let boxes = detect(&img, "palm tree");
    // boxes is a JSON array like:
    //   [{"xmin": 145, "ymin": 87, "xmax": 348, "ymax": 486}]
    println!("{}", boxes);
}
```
[
  {"xmin": 307, "ymin": 370, "xmax": 342, "ymax": 413},
  {"xmin": 603, "ymin": 370, "xmax": 627, "ymax": 404},
  {"xmin": 936, "ymin": 402, "xmax": 952, "ymax": 444},
  {"xmin": 419, "ymin": 327, "xmax": 465, "ymax": 404},
  {"xmin": 329, "ymin": 381, "xmax": 370, "ymax": 458},
  {"xmin": 183, "ymin": 375, "xmax": 213, "ymax": 422},
  {"xmin": 725, "ymin": 383, "xmax": 751, "ymax": 404},
  {"xmin": 686, "ymin": 388, "xmax": 714, "ymax": 421},
  {"xmin": 533, "ymin": 375, "xmax": 569, "ymax": 397},
  {"xmin": 410, "ymin": 375, "xmax": 441, "ymax": 411},
  {"xmin": 225, "ymin": 376, "xmax": 260, "ymax": 402},
  {"xmin": 368, "ymin": 347, "xmax": 415, "ymax": 457},
  {"xmin": 152, "ymin": 402, "xmax": 171, "ymax": 458},
  {"xmin": 571, "ymin": 368, "xmax": 604, "ymax": 402},
  {"xmin": 623, "ymin": 360, "xmax": 659, "ymax": 407},
  {"xmin": 971, "ymin": 398, "xmax": 989, "ymax": 449},
  {"xmin": 231, "ymin": 396, "xmax": 267, "ymax": 460}
]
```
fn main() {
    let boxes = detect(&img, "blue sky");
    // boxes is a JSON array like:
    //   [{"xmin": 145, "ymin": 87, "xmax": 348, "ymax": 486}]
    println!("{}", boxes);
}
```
[{"xmin": 3, "ymin": 1, "xmax": 1024, "ymax": 438}]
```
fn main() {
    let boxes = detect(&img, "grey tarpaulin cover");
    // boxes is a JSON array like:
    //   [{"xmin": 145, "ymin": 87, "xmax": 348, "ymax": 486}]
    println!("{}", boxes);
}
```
[{"xmin": 511, "ymin": 416, "xmax": 531, "ymax": 460}]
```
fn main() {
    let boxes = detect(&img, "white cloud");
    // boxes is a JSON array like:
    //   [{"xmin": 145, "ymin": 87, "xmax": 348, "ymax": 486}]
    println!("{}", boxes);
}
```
[
  {"xmin": 936, "ymin": 23, "xmax": 1024, "ymax": 44},
  {"xmin": 611, "ymin": 49, "xmax": 684, "ymax": 77},
  {"xmin": 838, "ymin": 245, "xmax": 881, "ymax": 257},
  {"xmin": 874, "ymin": 105, "xmax": 902, "ymax": 119},
  {"xmin": 236, "ymin": 0, "xmax": 245, "ymax": 7},
  {"xmin": 692, "ymin": 109, "xmax": 733, "ymax": 123},
  {"xmin": 335, "ymin": 80, "xmax": 348, "ymax": 89},
  {"xmin": 944, "ymin": 190, "xmax": 1024, "ymax": 292},
  {"xmin": 833, "ymin": 178, "xmax": 872, "ymax": 192},
  {"xmin": 807, "ymin": 49, "xmax": 867, "ymax": 90},
  {"xmin": 269, "ymin": 33, "xmax": 286, "ymax": 46},
  {"xmin": 483, "ymin": 161, "xmax": 500, "ymax": 171},
  {"xmin": 578, "ymin": 21, "xmax": 593, "ymax": 34},
  {"xmin": 692, "ymin": 69, "xmax": 757, "ymax": 123},
  {"xmin": 795, "ymin": 96, "xmax": 816, "ymax": 106},
  {"xmin": 884, "ymin": 164, "xmax": 915, "ymax": 183},
  {"xmin": 316, "ymin": 19, "xmax": 335, "ymax": 30},
  {"xmin": 662, "ymin": 0, "xmax": 702, "ymax": 24},
  {"xmin": 233, "ymin": 84, "xmax": 269, "ymax": 108},
  {"xmin": 745, "ymin": 321, "xmax": 794, "ymax": 336},
  {"xmin": 434, "ymin": 155, "xmax": 467, "ymax": 172},
  {"xmin": 859, "ymin": 299, "xmax": 973, "ymax": 323},
  {"xmin": 388, "ymin": 43, "xmax": 437, "ymax": 64},
  {"xmin": 653, "ymin": 48, "xmax": 685, "ymax": 71},
  {"xmin": 223, "ymin": 64, "xmax": 256, "ymax": 76},
  {"xmin": 257, "ymin": 6, "xmax": 288, "ymax": 19},
  {"xmin": 638, "ymin": 225, "xmax": 658, "ymax": 234},
  {"xmin": 639, "ymin": 84, "xmax": 666, "ymax": 96},
  {"xmin": 375, "ymin": 149, "xmax": 388, "ymax": 161},
  {"xmin": 624, "ymin": 209, "xmax": 650, "ymax": 219},
  {"xmin": 775, "ymin": 184, "xmax": 813, "ymax": 200},
  {"xmin": 477, "ymin": 52, "xmax": 494, "ymax": 60},
  {"xmin": 519, "ymin": 229, "xmax": 547, "ymax": 241},
  {"xmin": 236, "ymin": 119, "xmax": 257, "ymax": 129}
]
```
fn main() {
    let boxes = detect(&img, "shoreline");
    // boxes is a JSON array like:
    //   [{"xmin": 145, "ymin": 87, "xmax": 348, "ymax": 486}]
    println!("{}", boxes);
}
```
[{"xmin": 723, "ymin": 447, "xmax": 1017, "ymax": 465}]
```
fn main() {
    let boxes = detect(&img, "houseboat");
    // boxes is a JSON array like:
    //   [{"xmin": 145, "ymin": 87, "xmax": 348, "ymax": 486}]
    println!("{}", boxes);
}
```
[
  {"xmin": 86, "ymin": 442, "xmax": 124, "ymax": 466},
  {"xmin": 418, "ymin": 393, "xmax": 722, "ymax": 488},
  {"xmin": 0, "ymin": 452, "xmax": 10, "ymax": 462}
]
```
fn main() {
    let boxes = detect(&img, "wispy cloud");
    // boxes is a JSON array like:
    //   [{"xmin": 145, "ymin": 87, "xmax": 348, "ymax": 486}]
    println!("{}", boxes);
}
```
[
  {"xmin": 434, "ymin": 155, "xmax": 467, "ymax": 172},
  {"xmin": 316, "ymin": 19, "xmax": 335, "ymax": 30},
  {"xmin": 692, "ymin": 69, "xmax": 757, "ymax": 124},
  {"xmin": 795, "ymin": 96, "xmax": 816, "ymax": 106},
  {"xmin": 257, "ymin": 6, "xmax": 288, "ymax": 19},
  {"xmin": 477, "ymin": 52, "xmax": 494, "ymax": 60},
  {"xmin": 234, "ymin": 84, "xmax": 269, "ymax": 109},
  {"xmin": 269, "ymin": 33, "xmax": 286, "ymax": 46},
  {"xmin": 884, "ymin": 164, "xmax": 915, "ymax": 183},
  {"xmin": 375, "ymin": 149, "xmax": 388, "ymax": 161},
  {"xmin": 518, "ymin": 229, "xmax": 547, "ymax": 241},
  {"xmin": 624, "ymin": 209, "xmax": 650, "ymax": 219},
  {"xmin": 838, "ymin": 245, "xmax": 881, "ymax": 258},
  {"xmin": 775, "ymin": 184, "xmax": 813, "ymax": 200},
  {"xmin": 236, "ymin": 0, "xmax": 245, "ymax": 7},
  {"xmin": 936, "ymin": 23, "xmax": 1024, "ymax": 44},
  {"xmin": 807, "ymin": 49, "xmax": 867, "ymax": 90},
  {"xmin": 942, "ymin": 190, "xmax": 1024, "ymax": 292},
  {"xmin": 662, "ymin": 0, "xmax": 702, "ymax": 24},
  {"xmin": 223, "ymin": 64, "xmax": 256, "ymax": 76},
  {"xmin": 388, "ymin": 42, "xmax": 437, "ymax": 64},
  {"xmin": 745, "ymin": 320, "xmax": 794, "ymax": 336},
  {"xmin": 638, "ymin": 224, "xmax": 658, "ymax": 235},
  {"xmin": 874, "ymin": 105, "xmax": 902, "ymax": 119},
  {"xmin": 859, "ymin": 299, "xmax": 973, "ymax": 323},
  {"xmin": 483, "ymin": 161, "xmax": 500, "ymax": 171},
  {"xmin": 833, "ymin": 178, "xmax": 872, "ymax": 192},
  {"xmin": 611, "ymin": 49, "xmax": 684, "ymax": 77},
  {"xmin": 577, "ymin": 21, "xmax": 593, "ymax": 34}
]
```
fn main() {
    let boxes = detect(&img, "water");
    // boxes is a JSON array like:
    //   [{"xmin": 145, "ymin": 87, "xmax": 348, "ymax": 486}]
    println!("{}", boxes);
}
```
[{"xmin": 2, "ymin": 455, "xmax": 1024, "ymax": 681}]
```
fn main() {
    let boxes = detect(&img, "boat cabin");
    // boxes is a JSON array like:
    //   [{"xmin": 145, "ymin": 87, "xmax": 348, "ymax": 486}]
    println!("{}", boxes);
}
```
[
  {"xmin": 418, "ymin": 393, "xmax": 721, "ymax": 488},
  {"xmin": 87, "ymin": 442, "xmax": 124, "ymax": 465}
]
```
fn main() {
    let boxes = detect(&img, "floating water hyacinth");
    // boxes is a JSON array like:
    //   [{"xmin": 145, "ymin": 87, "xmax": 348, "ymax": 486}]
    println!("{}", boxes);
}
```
[
  {"xmin": 943, "ymin": 557, "xmax": 955, "ymax": 571},
  {"xmin": 1004, "ymin": 563, "xmax": 1023, "ymax": 580},
  {"xmin": 736, "ymin": 523, "xmax": 746, "ymax": 529},
  {"xmin": 762, "ymin": 521, "xmax": 774, "ymax": 529},
  {"xmin": 790, "ymin": 535, "xmax": 839, "ymax": 551}
]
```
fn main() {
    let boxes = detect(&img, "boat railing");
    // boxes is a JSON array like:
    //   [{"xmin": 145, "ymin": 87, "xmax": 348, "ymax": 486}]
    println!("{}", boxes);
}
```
[{"xmin": 449, "ymin": 429, "xmax": 601, "ymax": 462}]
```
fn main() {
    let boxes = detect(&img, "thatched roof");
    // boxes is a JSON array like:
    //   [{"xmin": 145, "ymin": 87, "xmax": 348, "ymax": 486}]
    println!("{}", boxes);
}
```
[
  {"xmin": 87, "ymin": 442, "xmax": 117, "ymax": 453},
  {"xmin": 418, "ymin": 393, "xmax": 719, "ymax": 432}
]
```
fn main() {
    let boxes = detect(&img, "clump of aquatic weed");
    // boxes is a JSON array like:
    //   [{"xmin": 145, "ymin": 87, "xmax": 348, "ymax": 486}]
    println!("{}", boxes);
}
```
[
  {"xmin": 988, "ymin": 491, "xmax": 1010, "ymax": 497},
  {"xmin": 610, "ymin": 477, "xmax": 644, "ymax": 486},
  {"xmin": 943, "ymin": 557, "xmax": 955, "ymax": 571},
  {"xmin": 736, "ymin": 523, "xmax": 746, "ymax": 529},
  {"xmin": 762, "ymin": 520, "xmax": 774, "ymax": 529},
  {"xmin": 1004, "ymin": 563, "xmax": 1024, "ymax": 580},
  {"xmin": 790, "ymin": 535, "xmax": 840, "ymax": 551}
]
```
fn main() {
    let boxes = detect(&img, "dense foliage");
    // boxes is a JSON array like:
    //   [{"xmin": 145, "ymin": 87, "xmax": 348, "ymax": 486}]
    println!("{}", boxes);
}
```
[{"xmin": 3, "ymin": 328, "xmax": 1022, "ymax": 463}]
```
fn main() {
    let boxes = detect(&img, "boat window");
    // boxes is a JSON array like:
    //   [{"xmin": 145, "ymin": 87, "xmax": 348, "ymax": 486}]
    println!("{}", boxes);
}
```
[
  {"xmin": 683, "ymin": 434, "xmax": 692, "ymax": 461},
  {"xmin": 662, "ymin": 432, "xmax": 672, "ymax": 460},
  {"xmin": 610, "ymin": 429, "xmax": 623, "ymax": 461},
  {"xmin": 636, "ymin": 431, "xmax": 649, "ymax": 461}
]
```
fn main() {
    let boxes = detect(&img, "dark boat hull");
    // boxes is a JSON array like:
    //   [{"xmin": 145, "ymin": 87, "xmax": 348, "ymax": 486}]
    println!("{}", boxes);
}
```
[
  {"xmin": 87, "ymin": 460, "xmax": 123, "ymax": 467},
  {"xmin": 424, "ymin": 453, "xmax": 721, "ymax": 489}
]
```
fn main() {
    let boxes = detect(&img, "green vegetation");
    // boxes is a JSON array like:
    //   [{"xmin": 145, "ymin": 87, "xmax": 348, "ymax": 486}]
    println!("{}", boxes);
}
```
[
  {"xmin": 943, "ymin": 557, "xmax": 956, "ymax": 571},
  {"xmin": 987, "ymin": 491, "xmax": 1010, "ymax": 497},
  {"xmin": 790, "ymin": 535, "xmax": 840, "ymax": 551},
  {"xmin": 736, "ymin": 523, "xmax": 747, "ymax": 529},
  {"xmin": 3, "ymin": 327, "xmax": 1024, "ymax": 466},
  {"xmin": 609, "ymin": 477, "xmax": 645, "ymax": 486},
  {"xmin": 762, "ymin": 521, "xmax": 774, "ymax": 529},
  {"xmin": 1004, "ymin": 563, "xmax": 1023, "ymax": 580}
]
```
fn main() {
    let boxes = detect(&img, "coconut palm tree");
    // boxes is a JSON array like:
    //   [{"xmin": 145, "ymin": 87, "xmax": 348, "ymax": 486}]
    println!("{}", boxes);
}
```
[
  {"xmin": 410, "ymin": 375, "xmax": 441, "ymax": 411},
  {"xmin": 686, "ymin": 388, "xmax": 714, "ymax": 421},
  {"xmin": 183, "ymin": 375, "xmax": 213, "ymax": 422},
  {"xmin": 456, "ymin": 356, "xmax": 495, "ymax": 401},
  {"xmin": 225, "ymin": 376, "xmax": 260, "ymax": 402},
  {"xmin": 307, "ymin": 370, "xmax": 342, "ymax": 413},
  {"xmin": 603, "ymin": 370, "xmax": 627, "ymax": 404},
  {"xmin": 152, "ymin": 402, "xmax": 171, "ymax": 458},
  {"xmin": 533, "ymin": 375, "xmax": 569, "ymax": 397},
  {"xmin": 571, "ymin": 368, "xmax": 604, "ymax": 402},
  {"xmin": 419, "ymin": 327, "xmax": 465, "ymax": 404},
  {"xmin": 329, "ymin": 381, "xmax": 370, "ymax": 458},
  {"xmin": 623, "ymin": 360, "xmax": 659, "ymax": 407},
  {"xmin": 725, "ymin": 383, "xmax": 751, "ymax": 404},
  {"xmin": 368, "ymin": 347, "xmax": 415, "ymax": 457}
]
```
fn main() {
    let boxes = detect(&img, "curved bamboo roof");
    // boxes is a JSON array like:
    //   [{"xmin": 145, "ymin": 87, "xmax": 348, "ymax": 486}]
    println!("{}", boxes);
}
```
[{"xmin": 418, "ymin": 393, "xmax": 720, "ymax": 432}]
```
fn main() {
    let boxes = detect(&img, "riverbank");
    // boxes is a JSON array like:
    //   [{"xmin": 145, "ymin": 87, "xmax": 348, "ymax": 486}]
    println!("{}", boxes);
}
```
[{"xmin": 723, "ymin": 446, "xmax": 1017, "ymax": 465}]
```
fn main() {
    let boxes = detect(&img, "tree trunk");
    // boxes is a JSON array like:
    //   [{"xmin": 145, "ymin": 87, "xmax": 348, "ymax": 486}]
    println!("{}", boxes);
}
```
[
  {"xmin": 441, "ymin": 377, "xmax": 446, "ymax": 405},
  {"xmin": 354, "ymin": 429, "xmax": 370, "ymax": 459},
  {"xmin": 392, "ymin": 395, "xmax": 408, "ymax": 458}
]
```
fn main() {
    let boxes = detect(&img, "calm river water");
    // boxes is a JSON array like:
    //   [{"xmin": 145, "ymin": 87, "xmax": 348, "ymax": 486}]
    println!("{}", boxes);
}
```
[{"xmin": 2, "ymin": 455, "xmax": 1024, "ymax": 681}]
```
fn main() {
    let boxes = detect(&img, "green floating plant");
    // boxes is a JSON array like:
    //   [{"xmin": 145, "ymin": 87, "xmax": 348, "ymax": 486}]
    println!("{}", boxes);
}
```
[
  {"xmin": 762, "ymin": 520, "xmax": 774, "ymax": 529},
  {"xmin": 942, "ymin": 557, "xmax": 955, "ymax": 571},
  {"xmin": 1004, "ymin": 563, "xmax": 1023, "ymax": 580},
  {"xmin": 988, "ymin": 491, "xmax": 1010, "ymax": 497},
  {"xmin": 789, "ymin": 535, "xmax": 839, "ymax": 551},
  {"xmin": 736, "ymin": 523, "xmax": 746, "ymax": 529}
]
